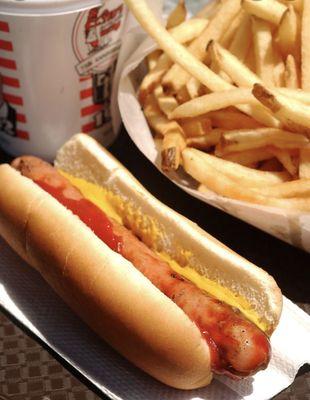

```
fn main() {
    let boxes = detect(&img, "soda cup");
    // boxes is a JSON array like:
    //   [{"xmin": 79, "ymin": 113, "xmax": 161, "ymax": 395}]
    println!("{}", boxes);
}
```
[{"xmin": 0, "ymin": 0, "xmax": 127, "ymax": 159}]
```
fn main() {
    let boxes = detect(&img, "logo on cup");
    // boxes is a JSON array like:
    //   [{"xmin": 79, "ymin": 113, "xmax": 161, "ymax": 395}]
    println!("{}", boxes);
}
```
[{"xmin": 72, "ymin": 1, "xmax": 124, "ymax": 133}]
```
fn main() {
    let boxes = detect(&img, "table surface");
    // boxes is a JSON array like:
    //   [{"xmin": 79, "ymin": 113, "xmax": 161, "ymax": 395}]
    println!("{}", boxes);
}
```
[{"xmin": 0, "ymin": 128, "xmax": 309, "ymax": 400}]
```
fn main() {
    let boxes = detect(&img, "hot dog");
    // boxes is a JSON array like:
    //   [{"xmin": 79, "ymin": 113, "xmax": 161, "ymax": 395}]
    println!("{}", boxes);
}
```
[{"xmin": 0, "ymin": 134, "xmax": 282, "ymax": 389}]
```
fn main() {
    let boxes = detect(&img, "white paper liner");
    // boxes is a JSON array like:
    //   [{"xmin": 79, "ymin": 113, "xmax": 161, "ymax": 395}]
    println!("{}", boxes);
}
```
[
  {"xmin": 116, "ymin": 30, "xmax": 310, "ymax": 252},
  {"xmin": 0, "ymin": 236, "xmax": 309, "ymax": 400}
]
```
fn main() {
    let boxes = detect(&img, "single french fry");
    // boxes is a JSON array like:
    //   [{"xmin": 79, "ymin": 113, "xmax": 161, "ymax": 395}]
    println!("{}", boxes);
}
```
[
  {"xmin": 198, "ymin": 180, "xmax": 310, "ymax": 210},
  {"xmin": 185, "ymin": 152, "xmax": 310, "ymax": 211},
  {"xmin": 146, "ymin": 49, "xmax": 162, "ymax": 71},
  {"xmin": 175, "ymin": 86, "xmax": 191, "ymax": 104},
  {"xmin": 299, "ymin": 148, "xmax": 310, "ymax": 178},
  {"xmin": 244, "ymin": 45, "xmax": 256, "ymax": 72},
  {"xmin": 162, "ymin": 0, "xmax": 241, "ymax": 93},
  {"xmin": 222, "ymin": 148, "xmax": 272, "ymax": 166},
  {"xmin": 253, "ymin": 179, "xmax": 310, "ymax": 199},
  {"xmin": 273, "ymin": 50, "xmax": 286, "ymax": 87},
  {"xmin": 301, "ymin": 0, "xmax": 310, "ymax": 91},
  {"xmin": 153, "ymin": 85, "xmax": 179, "ymax": 116},
  {"xmin": 276, "ymin": 5, "xmax": 301, "ymax": 62},
  {"xmin": 166, "ymin": 0, "xmax": 187, "ymax": 29},
  {"xmin": 253, "ymin": 83, "xmax": 310, "ymax": 136},
  {"xmin": 143, "ymin": 94, "xmax": 183, "ymax": 137},
  {"xmin": 196, "ymin": 0, "xmax": 220, "ymax": 19},
  {"xmin": 186, "ymin": 129, "xmax": 222, "ymax": 149},
  {"xmin": 139, "ymin": 18, "xmax": 209, "ymax": 103},
  {"xmin": 284, "ymin": 54, "xmax": 300, "ymax": 89},
  {"xmin": 183, "ymin": 147, "xmax": 290, "ymax": 187},
  {"xmin": 180, "ymin": 116, "xmax": 212, "ymax": 138},
  {"xmin": 168, "ymin": 18, "xmax": 209, "ymax": 43},
  {"xmin": 228, "ymin": 13, "xmax": 252, "ymax": 62},
  {"xmin": 242, "ymin": 0, "xmax": 287, "ymax": 25},
  {"xmin": 277, "ymin": 0, "xmax": 303, "ymax": 13},
  {"xmin": 161, "ymin": 131, "xmax": 186, "ymax": 171},
  {"xmin": 215, "ymin": 128, "xmax": 309, "ymax": 155},
  {"xmin": 220, "ymin": 10, "xmax": 246, "ymax": 49},
  {"xmin": 209, "ymin": 110, "xmax": 263, "ymax": 130},
  {"xmin": 252, "ymin": 17, "xmax": 277, "ymax": 86},
  {"xmin": 268, "ymin": 147, "xmax": 298, "ymax": 176},
  {"xmin": 186, "ymin": 77, "xmax": 202, "ymax": 99},
  {"xmin": 208, "ymin": 41, "xmax": 261, "ymax": 88},
  {"xmin": 170, "ymin": 88, "xmax": 256, "ymax": 119},
  {"xmin": 278, "ymin": 88, "xmax": 310, "ymax": 104}
]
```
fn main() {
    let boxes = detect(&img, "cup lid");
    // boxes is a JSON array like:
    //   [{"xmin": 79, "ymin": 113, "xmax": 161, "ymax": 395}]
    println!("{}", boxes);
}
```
[{"xmin": 0, "ymin": 0, "xmax": 103, "ymax": 16}]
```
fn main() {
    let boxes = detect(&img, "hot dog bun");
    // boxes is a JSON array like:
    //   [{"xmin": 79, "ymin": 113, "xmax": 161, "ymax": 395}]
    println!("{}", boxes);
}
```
[{"xmin": 0, "ymin": 133, "xmax": 282, "ymax": 389}]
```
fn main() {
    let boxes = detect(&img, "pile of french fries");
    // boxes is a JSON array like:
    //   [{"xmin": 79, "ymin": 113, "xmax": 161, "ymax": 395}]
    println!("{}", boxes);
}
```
[{"xmin": 137, "ymin": 0, "xmax": 310, "ymax": 212}]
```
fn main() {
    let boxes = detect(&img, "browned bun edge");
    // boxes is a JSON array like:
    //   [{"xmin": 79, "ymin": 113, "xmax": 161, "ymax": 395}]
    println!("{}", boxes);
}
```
[{"xmin": 0, "ymin": 164, "xmax": 212, "ymax": 390}]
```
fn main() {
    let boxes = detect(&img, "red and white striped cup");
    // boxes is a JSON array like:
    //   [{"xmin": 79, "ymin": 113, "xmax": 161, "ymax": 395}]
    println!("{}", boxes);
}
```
[{"xmin": 0, "ymin": 0, "xmax": 127, "ymax": 159}]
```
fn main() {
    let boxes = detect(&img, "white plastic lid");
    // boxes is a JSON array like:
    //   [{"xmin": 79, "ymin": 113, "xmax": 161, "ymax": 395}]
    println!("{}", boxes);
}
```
[{"xmin": 0, "ymin": 0, "xmax": 103, "ymax": 16}]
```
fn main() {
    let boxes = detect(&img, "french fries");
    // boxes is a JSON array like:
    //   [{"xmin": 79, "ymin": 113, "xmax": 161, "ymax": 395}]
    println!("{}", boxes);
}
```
[
  {"xmin": 125, "ymin": 0, "xmax": 310, "ymax": 212},
  {"xmin": 166, "ymin": 0, "xmax": 187, "ymax": 30},
  {"xmin": 242, "ymin": 0, "xmax": 287, "ymax": 25},
  {"xmin": 301, "ymin": 0, "xmax": 310, "ymax": 91}
]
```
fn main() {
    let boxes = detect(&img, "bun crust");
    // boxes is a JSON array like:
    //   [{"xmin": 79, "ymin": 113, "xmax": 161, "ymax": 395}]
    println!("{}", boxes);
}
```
[{"xmin": 0, "ymin": 164, "xmax": 212, "ymax": 389}]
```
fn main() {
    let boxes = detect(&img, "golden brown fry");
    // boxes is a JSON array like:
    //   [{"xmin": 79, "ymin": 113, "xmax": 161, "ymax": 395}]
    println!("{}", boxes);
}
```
[
  {"xmin": 215, "ymin": 128, "xmax": 309, "ymax": 156},
  {"xmin": 170, "ymin": 89, "xmax": 255, "ymax": 119},
  {"xmin": 153, "ymin": 85, "xmax": 179, "ymax": 116},
  {"xmin": 186, "ymin": 155, "xmax": 310, "ymax": 211},
  {"xmin": 220, "ymin": 10, "xmax": 246, "ymax": 49},
  {"xmin": 301, "ymin": 0, "xmax": 310, "ymax": 91},
  {"xmin": 143, "ymin": 94, "xmax": 183, "ymax": 137},
  {"xmin": 161, "ymin": 131, "xmax": 186, "ymax": 171},
  {"xmin": 209, "ymin": 110, "xmax": 263, "ymax": 130},
  {"xmin": 252, "ymin": 83, "xmax": 310, "ymax": 136},
  {"xmin": 162, "ymin": 0, "xmax": 241, "ymax": 93},
  {"xmin": 222, "ymin": 148, "xmax": 272, "ymax": 167},
  {"xmin": 242, "ymin": 0, "xmax": 287, "ymax": 25},
  {"xmin": 196, "ymin": 0, "xmax": 220, "ymax": 19},
  {"xmin": 268, "ymin": 147, "xmax": 298, "ymax": 176},
  {"xmin": 146, "ymin": 49, "xmax": 162, "ymax": 71},
  {"xmin": 278, "ymin": 88, "xmax": 310, "ymax": 104},
  {"xmin": 250, "ymin": 179, "xmax": 310, "ymax": 198},
  {"xmin": 186, "ymin": 77, "xmax": 202, "ymax": 99},
  {"xmin": 139, "ymin": 18, "xmax": 209, "ymax": 103},
  {"xmin": 277, "ymin": 0, "xmax": 303, "ymax": 13},
  {"xmin": 299, "ymin": 148, "xmax": 310, "ymax": 179},
  {"xmin": 252, "ymin": 17, "xmax": 278, "ymax": 86},
  {"xmin": 276, "ymin": 5, "xmax": 301, "ymax": 62},
  {"xmin": 186, "ymin": 129, "xmax": 222, "ymax": 150},
  {"xmin": 244, "ymin": 46, "xmax": 256, "ymax": 72},
  {"xmin": 284, "ymin": 54, "xmax": 300, "ymax": 89},
  {"xmin": 166, "ymin": 0, "xmax": 187, "ymax": 30},
  {"xmin": 228, "ymin": 13, "xmax": 252, "ymax": 62},
  {"xmin": 183, "ymin": 147, "xmax": 290, "ymax": 187},
  {"xmin": 179, "ymin": 116, "xmax": 212, "ymax": 138}
]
